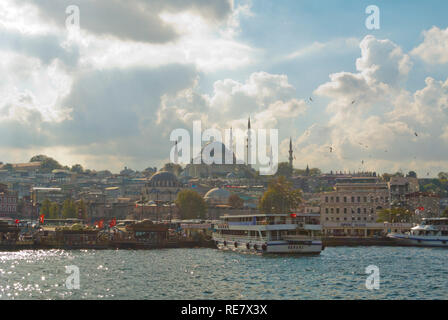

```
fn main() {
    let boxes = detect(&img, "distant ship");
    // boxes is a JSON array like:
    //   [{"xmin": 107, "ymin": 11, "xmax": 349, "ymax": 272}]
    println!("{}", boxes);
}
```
[
  {"xmin": 212, "ymin": 212, "xmax": 323, "ymax": 254},
  {"xmin": 387, "ymin": 218, "xmax": 448, "ymax": 247}
]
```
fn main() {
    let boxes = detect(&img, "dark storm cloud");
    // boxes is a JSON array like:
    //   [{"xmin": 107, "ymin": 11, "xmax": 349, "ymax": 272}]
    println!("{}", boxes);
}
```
[
  {"xmin": 48, "ymin": 64, "xmax": 198, "ymax": 147},
  {"xmin": 20, "ymin": 0, "xmax": 232, "ymax": 43}
]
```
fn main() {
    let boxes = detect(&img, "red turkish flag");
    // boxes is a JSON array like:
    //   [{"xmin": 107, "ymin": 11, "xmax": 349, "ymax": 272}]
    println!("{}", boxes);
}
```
[
  {"xmin": 98, "ymin": 220, "xmax": 104, "ymax": 229},
  {"xmin": 39, "ymin": 214, "xmax": 44, "ymax": 224},
  {"xmin": 290, "ymin": 213, "xmax": 297, "ymax": 218},
  {"xmin": 15, "ymin": 219, "xmax": 20, "ymax": 224},
  {"xmin": 109, "ymin": 218, "xmax": 116, "ymax": 228}
]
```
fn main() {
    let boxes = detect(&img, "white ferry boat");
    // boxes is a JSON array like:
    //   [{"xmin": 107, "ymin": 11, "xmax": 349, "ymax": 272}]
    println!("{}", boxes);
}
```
[
  {"xmin": 212, "ymin": 213, "xmax": 323, "ymax": 254},
  {"xmin": 387, "ymin": 218, "xmax": 448, "ymax": 247}
]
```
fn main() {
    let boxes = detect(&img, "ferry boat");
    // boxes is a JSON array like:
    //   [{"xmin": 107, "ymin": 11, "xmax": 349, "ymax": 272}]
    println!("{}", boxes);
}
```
[
  {"xmin": 387, "ymin": 218, "xmax": 448, "ymax": 247},
  {"xmin": 212, "ymin": 213, "xmax": 323, "ymax": 254}
]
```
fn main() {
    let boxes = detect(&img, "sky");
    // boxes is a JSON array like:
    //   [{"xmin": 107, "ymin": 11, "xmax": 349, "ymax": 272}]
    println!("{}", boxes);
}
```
[{"xmin": 1, "ymin": 0, "xmax": 448, "ymax": 176}]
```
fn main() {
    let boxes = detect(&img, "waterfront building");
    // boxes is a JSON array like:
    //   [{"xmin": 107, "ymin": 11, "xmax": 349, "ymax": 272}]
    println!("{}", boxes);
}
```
[
  {"xmin": 320, "ymin": 176, "xmax": 390, "ymax": 224},
  {"xmin": 389, "ymin": 176, "xmax": 420, "ymax": 203},
  {"xmin": 0, "ymin": 184, "xmax": 18, "ymax": 218}
]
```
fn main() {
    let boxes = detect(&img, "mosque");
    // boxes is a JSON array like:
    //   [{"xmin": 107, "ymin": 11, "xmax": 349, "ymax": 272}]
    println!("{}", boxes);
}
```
[{"xmin": 182, "ymin": 118, "xmax": 256, "ymax": 179}]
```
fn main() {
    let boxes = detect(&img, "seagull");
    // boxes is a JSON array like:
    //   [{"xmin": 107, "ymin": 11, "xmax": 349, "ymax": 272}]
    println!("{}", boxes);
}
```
[
  {"xmin": 309, "ymin": 97, "xmax": 313, "ymax": 102},
  {"xmin": 351, "ymin": 100, "xmax": 356, "ymax": 104},
  {"xmin": 414, "ymin": 132, "xmax": 418, "ymax": 137},
  {"xmin": 329, "ymin": 146, "xmax": 333, "ymax": 153}
]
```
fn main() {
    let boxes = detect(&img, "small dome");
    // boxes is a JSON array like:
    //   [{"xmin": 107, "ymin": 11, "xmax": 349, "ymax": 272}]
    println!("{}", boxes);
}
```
[{"xmin": 204, "ymin": 187, "xmax": 231, "ymax": 205}]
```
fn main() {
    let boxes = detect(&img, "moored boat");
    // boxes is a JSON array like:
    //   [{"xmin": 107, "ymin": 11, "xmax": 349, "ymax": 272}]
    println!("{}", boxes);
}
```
[
  {"xmin": 387, "ymin": 218, "xmax": 448, "ymax": 247},
  {"xmin": 213, "ymin": 212, "xmax": 323, "ymax": 254}
]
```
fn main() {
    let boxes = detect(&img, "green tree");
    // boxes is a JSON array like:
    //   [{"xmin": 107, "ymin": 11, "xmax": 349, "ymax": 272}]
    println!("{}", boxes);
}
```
[
  {"xmin": 39, "ymin": 199, "xmax": 51, "ymax": 217},
  {"xmin": 228, "ymin": 194, "xmax": 244, "ymax": 209},
  {"xmin": 175, "ymin": 190, "xmax": 206, "ymax": 219},
  {"xmin": 76, "ymin": 199, "xmax": 88, "ymax": 220},
  {"xmin": 442, "ymin": 208, "xmax": 448, "ymax": 218},
  {"xmin": 71, "ymin": 164, "xmax": 84, "ymax": 173},
  {"xmin": 377, "ymin": 208, "xmax": 413, "ymax": 223},
  {"xmin": 31, "ymin": 155, "xmax": 62, "ymax": 173},
  {"xmin": 62, "ymin": 199, "xmax": 76, "ymax": 218},
  {"xmin": 49, "ymin": 202, "xmax": 60, "ymax": 219},
  {"xmin": 259, "ymin": 176, "xmax": 302, "ymax": 214},
  {"xmin": 406, "ymin": 171, "xmax": 417, "ymax": 178},
  {"xmin": 276, "ymin": 162, "xmax": 292, "ymax": 178}
]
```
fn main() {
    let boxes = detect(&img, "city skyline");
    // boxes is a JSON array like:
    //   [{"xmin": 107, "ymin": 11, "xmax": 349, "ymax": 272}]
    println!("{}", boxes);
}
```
[{"xmin": 1, "ymin": 0, "xmax": 448, "ymax": 176}]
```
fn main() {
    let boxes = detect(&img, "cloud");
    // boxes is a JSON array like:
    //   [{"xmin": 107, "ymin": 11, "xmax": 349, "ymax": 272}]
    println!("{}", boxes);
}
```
[
  {"xmin": 20, "ymin": 0, "xmax": 233, "ymax": 44},
  {"xmin": 412, "ymin": 26, "xmax": 448, "ymax": 65},
  {"xmin": 294, "ymin": 35, "xmax": 448, "ymax": 176},
  {"xmin": 285, "ymin": 38, "xmax": 359, "ymax": 60},
  {"xmin": 356, "ymin": 35, "xmax": 412, "ymax": 87}
]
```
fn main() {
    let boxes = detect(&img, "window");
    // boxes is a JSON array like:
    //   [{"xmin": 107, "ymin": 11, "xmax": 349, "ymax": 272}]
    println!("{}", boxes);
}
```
[
  {"xmin": 344, "ymin": 208, "xmax": 347, "ymax": 214},
  {"xmin": 336, "ymin": 197, "xmax": 339, "ymax": 203},
  {"xmin": 357, "ymin": 196, "xmax": 361, "ymax": 203},
  {"xmin": 330, "ymin": 208, "xmax": 334, "ymax": 214},
  {"xmin": 363, "ymin": 197, "xmax": 367, "ymax": 202},
  {"xmin": 326, "ymin": 208, "xmax": 329, "ymax": 214},
  {"xmin": 363, "ymin": 208, "xmax": 367, "ymax": 214},
  {"xmin": 344, "ymin": 196, "xmax": 347, "ymax": 203},
  {"xmin": 336, "ymin": 208, "xmax": 340, "ymax": 214},
  {"xmin": 325, "ymin": 196, "xmax": 328, "ymax": 203},
  {"xmin": 351, "ymin": 196, "xmax": 355, "ymax": 203},
  {"xmin": 357, "ymin": 208, "xmax": 361, "ymax": 214}
]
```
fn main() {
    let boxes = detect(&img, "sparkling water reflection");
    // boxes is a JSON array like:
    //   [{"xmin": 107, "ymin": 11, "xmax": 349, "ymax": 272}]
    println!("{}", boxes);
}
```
[{"xmin": 0, "ymin": 247, "xmax": 447, "ymax": 299}]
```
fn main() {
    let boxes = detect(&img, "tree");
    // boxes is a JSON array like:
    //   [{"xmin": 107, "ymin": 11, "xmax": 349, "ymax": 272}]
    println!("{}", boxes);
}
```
[
  {"xmin": 377, "ymin": 208, "xmax": 413, "ymax": 223},
  {"xmin": 49, "ymin": 202, "xmax": 60, "ymax": 219},
  {"xmin": 3, "ymin": 163, "xmax": 13, "ymax": 171},
  {"xmin": 406, "ymin": 171, "xmax": 417, "ymax": 178},
  {"xmin": 276, "ymin": 162, "xmax": 292, "ymax": 178},
  {"xmin": 76, "ymin": 199, "xmax": 88, "ymax": 220},
  {"xmin": 228, "ymin": 194, "xmax": 244, "ymax": 209},
  {"xmin": 62, "ymin": 199, "xmax": 76, "ymax": 218},
  {"xmin": 175, "ymin": 190, "xmax": 206, "ymax": 219},
  {"xmin": 259, "ymin": 176, "xmax": 302, "ymax": 214},
  {"xmin": 71, "ymin": 164, "xmax": 84, "ymax": 173},
  {"xmin": 40, "ymin": 199, "xmax": 51, "ymax": 217},
  {"xmin": 31, "ymin": 155, "xmax": 62, "ymax": 173},
  {"xmin": 30, "ymin": 155, "xmax": 48, "ymax": 162}
]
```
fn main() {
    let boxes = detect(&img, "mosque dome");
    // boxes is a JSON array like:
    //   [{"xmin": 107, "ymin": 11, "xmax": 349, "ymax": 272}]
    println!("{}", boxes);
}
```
[
  {"xmin": 204, "ymin": 187, "xmax": 231, "ymax": 205},
  {"xmin": 147, "ymin": 171, "xmax": 179, "ymax": 187},
  {"xmin": 192, "ymin": 141, "xmax": 237, "ymax": 165}
]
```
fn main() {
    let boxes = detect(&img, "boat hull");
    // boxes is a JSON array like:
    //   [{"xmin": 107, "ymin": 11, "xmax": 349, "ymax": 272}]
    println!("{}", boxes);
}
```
[
  {"xmin": 213, "ymin": 238, "xmax": 323, "ymax": 254},
  {"xmin": 387, "ymin": 233, "xmax": 448, "ymax": 247}
]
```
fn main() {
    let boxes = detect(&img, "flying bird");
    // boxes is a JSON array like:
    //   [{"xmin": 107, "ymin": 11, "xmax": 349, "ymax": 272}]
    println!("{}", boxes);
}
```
[
  {"xmin": 309, "ymin": 97, "xmax": 313, "ymax": 102},
  {"xmin": 414, "ymin": 132, "xmax": 418, "ymax": 137},
  {"xmin": 351, "ymin": 100, "xmax": 356, "ymax": 104}
]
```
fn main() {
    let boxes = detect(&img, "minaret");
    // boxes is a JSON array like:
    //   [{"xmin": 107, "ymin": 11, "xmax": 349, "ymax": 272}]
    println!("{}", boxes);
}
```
[
  {"xmin": 306, "ymin": 164, "xmax": 310, "ymax": 176},
  {"xmin": 247, "ymin": 117, "xmax": 251, "ymax": 166},
  {"xmin": 174, "ymin": 140, "xmax": 178, "ymax": 164},
  {"xmin": 288, "ymin": 137, "xmax": 293, "ymax": 168}
]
